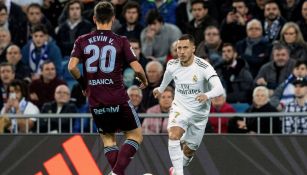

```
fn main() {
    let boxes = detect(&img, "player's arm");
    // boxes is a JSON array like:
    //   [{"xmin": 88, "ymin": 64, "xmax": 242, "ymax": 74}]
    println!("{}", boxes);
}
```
[
  {"xmin": 130, "ymin": 61, "xmax": 148, "ymax": 89},
  {"xmin": 68, "ymin": 57, "xmax": 86, "ymax": 90},
  {"xmin": 196, "ymin": 76, "xmax": 224, "ymax": 103},
  {"xmin": 153, "ymin": 66, "xmax": 173, "ymax": 98}
]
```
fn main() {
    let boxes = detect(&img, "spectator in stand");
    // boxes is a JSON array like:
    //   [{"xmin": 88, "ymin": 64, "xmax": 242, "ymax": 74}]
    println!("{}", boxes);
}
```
[
  {"xmin": 141, "ymin": 61, "xmax": 163, "ymax": 110},
  {"xmin": 1, "ymin": 79, "xmax": 39, "ymax": 133},
  {"xmin": 5, "ymin": 45, "xmax": 31, "ymax": 82},
  {"xmin": 140, "ymin": 0, "xmax": 177, "ymax": 25},
  {"xmin": 39, "ymin": 84, "xmax": 78, "ymax": 133},
  {"xmin": 140, "ymin": 9, "xmax": 181, "ymax": 62},
  {"xmin": 142, "ymin": 86, "xmax": 173, "ymax": 134},
  {"xmin": 165, "ymin": 41, "xmax": 178, "ymax": 64},
  {"xmin": 284, "ymin": 77, "xmax": 307, "ymax": 134},
  {"xmin": 187, "ymin": 0, "xmax": 218, "ymax": 46},
  {"xmin": 271, "ymin": 60, "xmax": 307, "ymax": 110},
  {"xmin": 250, "ymin": 0, "xmax": 266, "ymax": 21},
  {"xmin": 215, "ymin": 43, "xmax": 253, "ymax": 103},
  {"xmin": 209, "ymin": 89, "xmax": 236, "ymax": 133},
  {"xmin": 298, "ymin": 1, "xmax": 307, "ymax": 41},
  {"xmin": 236, "ymin": 19, "xmax": 271, "ymax": 78},
  {"xmin": 127, "ymin": 85, "xmax": 145, "ymax": 123},
  {"xmin": 0, "ymin": 0, "xmax": 27, "ymax": 47},
  {"xmin": 246, "ymin": 86, "xmax": 281, "ymax": 133},
  {"xmin": 281, "ymin": 0, "xmax": 303, "ymax": 22},
  {"xmin": 21, "ymin": 24, "xmax": 62, "ymax": 79},
  {"xmin": 220, "ymin": 0, "xmax": 252, "ymax": 45},
  {"xmin": 41, "ymin": 0, "xmax": 63, "ymax": 28},
  {"xmin": 195, "ymin": 25, "xmax": 223, "ymax": 67},
  {"xmin": 0, "ymin": 62, "xmax": 15, "ymax": 109},
  {"xmin": 279, "ymin": 22, "xmax": 307, "ymax": 62},
  {"xmin": 255, "ymin": 42, "xmax": 296, "ymax": 96},
  {"xmin": 56, "ymin": 0, "xmax": 93, "ymax": 57},
  {"xmin": 116, "ymin": 1, "xmax": 143, "ymax": 40},
  {"xmin": 262, "ymin": 0, "xmax": 286, "ymax": 43},
  {"xmin": 29, "ymin": 60, "xmax": 66, "ymax": 110},
  {"xmin": 228, "ymin": 116, "xmax": 249, "ymax": 133},
  {"xmin": 24, "ymin": 3, "xmax": 54, "ymax": 41},
  {"xmin": 0, "ymin": 27, "xmax": 11, "ymax": 63}
]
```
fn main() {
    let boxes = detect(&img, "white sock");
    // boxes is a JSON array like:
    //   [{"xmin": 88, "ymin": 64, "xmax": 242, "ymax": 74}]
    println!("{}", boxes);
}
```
[
  {"xmin": 183, "ymin": 154, "xmax": 193, "ymax": 167},
  {"xmin": 168, "ymin": 139, "xmax": 184, "ymax": 175}
]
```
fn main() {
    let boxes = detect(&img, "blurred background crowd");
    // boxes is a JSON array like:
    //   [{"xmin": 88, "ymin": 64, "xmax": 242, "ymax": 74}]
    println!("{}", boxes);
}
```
[{"xmin": 0, "ymin": 0, "xmax": 307, "ymax": 134}]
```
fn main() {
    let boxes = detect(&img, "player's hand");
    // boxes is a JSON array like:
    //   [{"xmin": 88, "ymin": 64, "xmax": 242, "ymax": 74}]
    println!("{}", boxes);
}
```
[
  {"xmin": 195, "ymin": 93, "xmax": 208, "ymax": 103},
  {"xmin": 136, "ymin": 77, "xmax": 148, "ymax": 89},
  {"xmin": 153, "ymin": 88, "xmax": 161, "ymax": 99}
]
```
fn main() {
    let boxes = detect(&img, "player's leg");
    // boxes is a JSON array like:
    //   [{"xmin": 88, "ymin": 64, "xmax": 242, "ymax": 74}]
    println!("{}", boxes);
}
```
[
  {"xmin": 100, "ymin": 133, "xmax": 119, "ymax": 169},
  {"xmin": 168, "ymin": 126, "xmax": 185, "ymax": 175},
  {"xmin": 182, "ymin": 143, "xmax": 195, "ymax": 167},
  {"xmin": 112, "ymin": 101, "xmax": 142, "ymax": 175}
]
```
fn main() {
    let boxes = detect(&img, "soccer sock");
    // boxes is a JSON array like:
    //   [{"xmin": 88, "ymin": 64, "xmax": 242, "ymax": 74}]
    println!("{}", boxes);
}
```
[
  {"xmin": 183, "ymin": 154, "xmax": 193, "ymax": 167},
  {"xmin": 113, "ymin": 139, "xmax": 139, "ymax": 175},
  {"xmin": 168, "ymin": 139, "xmax": 184, "ymax": 175},
  {"xmin": 104, "ymin": 146, "xmax": 119, "ymax": 169}
]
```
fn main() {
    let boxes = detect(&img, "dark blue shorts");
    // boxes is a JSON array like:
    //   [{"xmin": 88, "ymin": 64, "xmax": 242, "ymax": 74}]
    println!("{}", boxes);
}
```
[{"xmin": 90, "ymin": 100, "xmax": 141, "ymax": 134}]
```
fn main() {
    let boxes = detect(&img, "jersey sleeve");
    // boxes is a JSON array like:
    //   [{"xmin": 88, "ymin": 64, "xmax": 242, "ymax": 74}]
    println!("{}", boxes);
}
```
[
  {"xmin": 158, "ymin": 62, "xmax": 173, "ymax": 93},
  {"xmin": 204, "ymin": 63, "xmax": 218, "ymax": 81},
  {"xmin": 70, "ymin": 37, "xmax": 83, "ymax": 59},
  {"xmin": 122, "ymin": 37, "xmax": 137, "ymax": 63}
]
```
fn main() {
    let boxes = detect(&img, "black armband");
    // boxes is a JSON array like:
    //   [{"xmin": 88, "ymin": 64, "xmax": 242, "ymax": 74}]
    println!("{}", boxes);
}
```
[{"xmin": 76, "ymin": 76, "xmax": 86, "ymax": 90}]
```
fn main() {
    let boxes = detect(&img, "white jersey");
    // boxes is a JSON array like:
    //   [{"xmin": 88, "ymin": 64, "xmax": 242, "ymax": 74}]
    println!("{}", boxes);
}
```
[{"xmin": 158, "ymin": 56, "xmax": 218, "ymax": 114}]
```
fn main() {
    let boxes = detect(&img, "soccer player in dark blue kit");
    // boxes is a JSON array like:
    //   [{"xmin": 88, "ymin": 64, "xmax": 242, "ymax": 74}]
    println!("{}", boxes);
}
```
[{"xmin": 68, "ymin": 1, "xmax": 148, "ymax": 175}]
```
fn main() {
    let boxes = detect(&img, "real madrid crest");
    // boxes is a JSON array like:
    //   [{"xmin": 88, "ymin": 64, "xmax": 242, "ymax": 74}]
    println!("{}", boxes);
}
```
[{"xmin": 192, "ymin": 75, "xmax": 198, "ymax": 82}]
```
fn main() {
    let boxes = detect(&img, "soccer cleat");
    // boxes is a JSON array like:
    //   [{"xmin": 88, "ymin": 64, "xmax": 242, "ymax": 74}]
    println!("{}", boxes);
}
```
[{"xmin": 169, "ymin": 167, "xmax": 175, "ymax": 175}]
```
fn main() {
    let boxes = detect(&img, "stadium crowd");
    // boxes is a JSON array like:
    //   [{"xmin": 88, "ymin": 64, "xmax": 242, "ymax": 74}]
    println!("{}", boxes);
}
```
[{"xmin": 0, "ymin": 0, "xmax": 307, "ymax": 134}]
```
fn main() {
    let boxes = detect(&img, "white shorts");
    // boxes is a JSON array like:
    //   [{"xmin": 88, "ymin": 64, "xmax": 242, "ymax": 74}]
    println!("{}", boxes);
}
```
[{"xmin": 167, "ymin": 105, "xmax": 208, "ymax": 150}]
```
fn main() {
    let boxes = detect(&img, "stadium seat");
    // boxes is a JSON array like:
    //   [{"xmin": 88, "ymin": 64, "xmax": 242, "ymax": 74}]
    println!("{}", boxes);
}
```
[{"xmin": 230, "ymin": 103, "xmax": 250, "ymax": 113}]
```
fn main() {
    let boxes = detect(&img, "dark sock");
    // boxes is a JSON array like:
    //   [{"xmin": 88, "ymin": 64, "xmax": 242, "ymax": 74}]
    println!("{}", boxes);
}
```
[
  {"xmin": 104, "ymin": 146, "xmax": 119, "ymax": 169},
  {"xmin": 113, "ymin": 139, "xmax": 139, "ymax": 175}
]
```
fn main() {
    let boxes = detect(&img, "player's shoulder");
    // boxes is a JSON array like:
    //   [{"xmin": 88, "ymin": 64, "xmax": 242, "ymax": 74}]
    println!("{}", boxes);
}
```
[
  {"xmin": 75, "ymin": 31, "xmax": 95, "ymax": 42},
  {"xmin": 166, "ymin": 59, "xmax": 180, "ymax": 67},
  {"xmin": 194, "ymin": 56, "xmax": 211, "ymax": 70}
]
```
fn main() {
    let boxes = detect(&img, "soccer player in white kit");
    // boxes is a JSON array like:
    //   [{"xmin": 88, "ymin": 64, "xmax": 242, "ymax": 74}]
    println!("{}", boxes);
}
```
[{"xmin": 153, "ymin": 34, "xmax": 224, "ymax": 175}]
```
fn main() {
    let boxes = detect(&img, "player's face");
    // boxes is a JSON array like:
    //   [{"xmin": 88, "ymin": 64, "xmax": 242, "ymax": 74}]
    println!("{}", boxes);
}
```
[
  {"xmin": 253, "ymin": 89, "xmax": 268, "ymax": 107},
  {"xmin": 32, "ymin": 31, "xmax": 47, "ymax": 48},
  {"xmin": 69, "ymin": 3, "xmax": 82, "ymax": 21},
  {"xmin": 125, "ymin": 8, "xmax": 138, "ymax": 24},
  {"xmin": 177, "ymin": 39, "xmax": 195, "ymax": 64}
]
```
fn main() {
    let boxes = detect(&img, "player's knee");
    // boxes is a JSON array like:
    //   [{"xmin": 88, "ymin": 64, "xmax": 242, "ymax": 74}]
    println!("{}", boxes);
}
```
[
  {"xmin": 183, "ymin": 145, "xmax": 195, "ymax": 157},
  {"xmin": 168, "ymin": 127, "xmax": 184, "ymax": 140}
]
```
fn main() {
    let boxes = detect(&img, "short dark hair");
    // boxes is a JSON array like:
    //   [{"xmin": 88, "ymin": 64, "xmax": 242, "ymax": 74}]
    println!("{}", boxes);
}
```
[
  {"xmin": 31, "ymin": 24, "xmax": 48, "ymax": 34},
  {"xmin": 272, "ymin": 41, "xmax": 289, "ymax": 53},
  {"xmin": 178, "ymin": 34, "xmax": 195, "ymax": 46},
  {"xmin": 64, "ymin": 0, "xmax": 84, "ymax": 17},
  {"xmin": 94, "ymin": 1, "xmax": 115, "ymax": 24},
  {"xmin": 40, "ymin": 60, "xmax": 55, "ymax": 71},
  {"xmin": 222, "ymin": 43, "xmax": 235, "ymax": 50},
  {"xmin": 0, "ymin": 62, "xmax": 15, "ymax": 73},
  {"xmin": 7, "ymin": 79, "xmax": 29, "ymax": 101},
  {"xmin": 146, "ymin": 9, "xmax": 163, "ymax": 25},
  {"xmin": 122, "ymin": 1, "xmax": 140, "ymax": 18},
  {"xmin": 265, "ymin": 0, "xmax": 280, "ymax": 9},
  {"xmin": 27, "ymin": 3, "xmax": 42, "ymax": 13},
  {"xmin": 191, "ymin": 0, "xmax": 209, "ymax": 9},
  {"xmin": 128, "ymin": 38, "xmax": 141, "ymax": 47},
  {"xmin": 295, "ymin": 60, "xmax": 307, "ymax": 68},
  {"xmin": 0, "ymin": 3, "xmax": 7, "ymax": 12}
]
